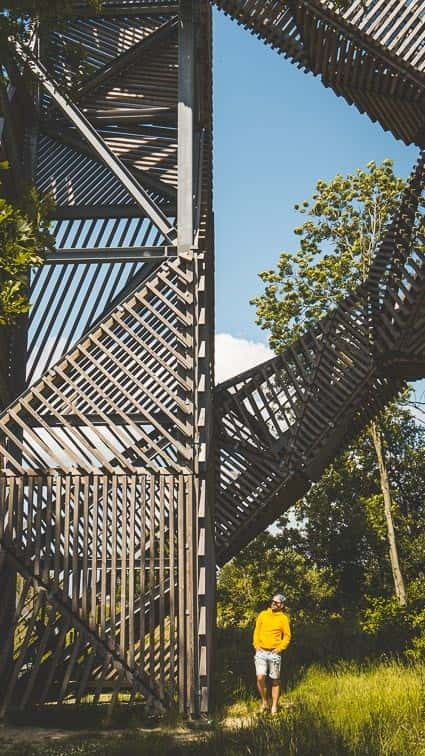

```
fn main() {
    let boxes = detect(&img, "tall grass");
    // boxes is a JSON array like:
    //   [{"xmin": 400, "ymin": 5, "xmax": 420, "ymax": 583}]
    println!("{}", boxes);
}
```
[
  {"xmin": 2, "ymin": 661, "xmax": 424, "ymax": 755},
  {"xmin": 218, "ymin": 660, "xmax": 425, "ymax": 756},
  {"xmin": 289, "ymin": 661, "xmax": 425, "ymax": 755}
]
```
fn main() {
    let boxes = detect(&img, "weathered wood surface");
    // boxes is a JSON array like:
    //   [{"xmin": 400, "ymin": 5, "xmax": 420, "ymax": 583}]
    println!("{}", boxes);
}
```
[
  {"xmin": 0, "ymin": 473, "xmax": 185, "ymax": 713},
  {"xmin": 0, "ymin": 0, "xmax": 214, "ymax": 717},
  {"xmin": 0, "ymin": 329, "xmax": 11, "ymax": 411}
]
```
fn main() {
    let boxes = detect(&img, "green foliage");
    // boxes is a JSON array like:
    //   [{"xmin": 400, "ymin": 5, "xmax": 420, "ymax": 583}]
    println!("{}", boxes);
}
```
[
  {"xmin": 251, "ymin": 160, "xmax": 407, "ymax": 352},
  {"xmin": 217, "ymin": 532, "xmax": 336, "ymax": 631},
  {"xmin": 0, "ymin": 188, "xmax": 53, "ymax": 324},
  {"xmin": 287, "ymin": 661, "xmax": 425, "ymax": 756},
  {"xmin": 217, "ymin": 405, "xmax": 425, "ymax": 663},
  {"xmin": 284, "ymin": 405, "xmax": 425, "ymax": 591},
  {"xmin": 249, "ymin": 158, "xmax": 424, "ymax": 644}
]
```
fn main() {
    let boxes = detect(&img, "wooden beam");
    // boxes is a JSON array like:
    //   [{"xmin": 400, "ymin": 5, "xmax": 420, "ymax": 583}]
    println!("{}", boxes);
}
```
[
  {"xmin": 51, "ymin": 204, "xmax": 175, "ymax": 219},
  {"xmin": 177, "ymin": 0, "xmax": 194, "ymax": 252},
  {"xmin": 46, "ymin": 245, "xmax": 178, "ymax": 264},
  {"xmin": 77, "ymin": 17, "xmax": 178, "ymax": 97},
  {"xmin": 70, "ymin": 2, "xmax": 179, "ymax": 17},
  {"xmin": 14, "ymin": 41, "xmax": 177, "ymax": 242}
]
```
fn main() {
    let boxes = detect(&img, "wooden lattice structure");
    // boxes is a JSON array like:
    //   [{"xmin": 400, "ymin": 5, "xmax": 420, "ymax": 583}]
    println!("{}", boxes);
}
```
[{"xmin": 0, "ymin": 0, "xmax": 425, "ymax": 717}]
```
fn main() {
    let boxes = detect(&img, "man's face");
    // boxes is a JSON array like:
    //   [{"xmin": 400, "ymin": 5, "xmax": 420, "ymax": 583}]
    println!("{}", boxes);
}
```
[{"xmin": 271, "ymin": 598, "xmax": 283, "ymax": 613}]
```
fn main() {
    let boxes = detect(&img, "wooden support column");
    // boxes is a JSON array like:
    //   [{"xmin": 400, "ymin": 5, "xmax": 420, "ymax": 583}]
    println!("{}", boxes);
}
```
[
  {"xmin": 0, "ymin": 63, "xmax": 31, "ymax": 713},
  {"xmin": 178, "ymin": 0, "xmax": 216, "ymax": 718},
  {"xmin": 178, "ymin": 0, "xmax": 194, "ymax": 254},
  {"xmin": 177, "ymin": 0, "xmax": 197, "ymax": 717},
  {"xmin": 178, "ymin": 0, "xmax": 215, "ymax": 717},
  {"xmin": 195, "ymin": 2, "xmax": 216, "ymax": 713}
]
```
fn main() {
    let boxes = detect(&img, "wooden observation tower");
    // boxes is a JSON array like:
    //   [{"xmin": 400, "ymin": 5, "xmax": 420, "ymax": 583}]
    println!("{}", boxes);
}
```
[{"xmin": 0, "ymin": 0, "xmax": 425, "ymax": 717}]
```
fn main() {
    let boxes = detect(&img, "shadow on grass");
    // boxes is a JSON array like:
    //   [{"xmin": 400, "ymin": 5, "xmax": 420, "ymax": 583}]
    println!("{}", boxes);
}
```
[
  {"xmin": 3, "ymin": 627, "xmax": 422, "ymax": 755},
  {"xmin": 6, "ymin": 704, "xmax": 155, "ymax": 731},
  {"xmin": 0, "ymin": 709, "xmax": 374, "ymax": 756}
]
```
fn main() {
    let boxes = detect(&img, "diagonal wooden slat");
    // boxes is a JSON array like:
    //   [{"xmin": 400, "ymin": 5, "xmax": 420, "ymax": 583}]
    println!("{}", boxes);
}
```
[
  {"xmin": 214, "ymin": 151, "xmax": 425, "ymax": 564},
  {"xmin": 0, "ymin": 258, "xmax": 194, "ymax": 475},
  {"xmin": 213, "ymin": 0, "xmax": 425, "ymax": 145}
]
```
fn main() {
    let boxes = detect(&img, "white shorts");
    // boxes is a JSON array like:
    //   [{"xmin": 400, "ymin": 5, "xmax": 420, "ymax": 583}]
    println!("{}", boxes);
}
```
[{"xmin": 254, "ymin": 649, "xmax": 281, "ymax": 679}]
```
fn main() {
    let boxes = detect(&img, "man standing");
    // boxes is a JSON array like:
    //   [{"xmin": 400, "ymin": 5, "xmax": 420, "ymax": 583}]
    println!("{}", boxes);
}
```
[{"xmin": 253, "ymin": 593, "xmax": 291, "ymax": 714}]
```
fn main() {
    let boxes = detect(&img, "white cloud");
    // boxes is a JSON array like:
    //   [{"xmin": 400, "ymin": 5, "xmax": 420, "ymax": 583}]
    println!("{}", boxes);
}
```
[{"xmin": 215, "ymin": 333, "xmax": 273, "ymax": 383}]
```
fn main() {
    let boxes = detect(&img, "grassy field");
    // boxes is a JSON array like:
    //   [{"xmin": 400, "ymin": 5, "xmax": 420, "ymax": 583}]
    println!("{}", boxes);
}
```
[
  {"xmin": 2, "ymin": 661, "xmax": 424, "ymax": 755},
  {"xmin": 218, "ymin": 661, "xmax": 425, "ymax": 756}
]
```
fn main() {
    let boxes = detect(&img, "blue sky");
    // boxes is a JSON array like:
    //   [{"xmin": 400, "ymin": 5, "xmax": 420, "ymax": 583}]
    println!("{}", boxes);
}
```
[{"xmin": 212, "ymin": 8, "xmax": 419, "ymax": 346}]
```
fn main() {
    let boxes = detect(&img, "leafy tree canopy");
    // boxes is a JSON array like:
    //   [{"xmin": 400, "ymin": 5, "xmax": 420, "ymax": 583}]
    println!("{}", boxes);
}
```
[
  {"xmin": 251, "ymin": 160, "xmax": 407, "ymax": 352},
  {"xmin": 0, "ymin": 188, "xmax": 53, "ymax": 324},
  {"xmin": 217, "ymin": 160, "xmax": 425, "ymax": 660},
  {"xmin": 217, "ymin": 406, "xmax": 425, "ymax": 660}
]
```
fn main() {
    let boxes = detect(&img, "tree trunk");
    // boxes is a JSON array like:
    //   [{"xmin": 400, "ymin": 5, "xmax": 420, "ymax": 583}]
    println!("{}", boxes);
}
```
[{"xmin": 370, "ymin": 422, "xmax": 407, "ymax": 607}]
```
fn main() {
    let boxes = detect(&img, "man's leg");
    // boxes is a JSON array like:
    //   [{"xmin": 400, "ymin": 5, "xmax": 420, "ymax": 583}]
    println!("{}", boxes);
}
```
[
  {"xmin": 271, "ymin": 679, "xmax": 280, "ymax": 713},
  {"xmin": 270, "ymin": 654, "xmax": 282, "ymax": 714},
  {"xmin": 256, "ymin": 674, "xmax": 268, "ymax": 710},
  {"xmin": 254, "ymin": 652, "xmax": 269, "ymax": 710}
]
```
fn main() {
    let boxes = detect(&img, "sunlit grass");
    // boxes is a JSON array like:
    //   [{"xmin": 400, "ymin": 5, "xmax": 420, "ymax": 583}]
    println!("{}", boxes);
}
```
[
  {"xmin": 2, "ymin": 661, "xmax": 424, "ymax": 755},
  {"xmin": 286, "ymin": 661, "xmax": 425, "ymax": 755}
]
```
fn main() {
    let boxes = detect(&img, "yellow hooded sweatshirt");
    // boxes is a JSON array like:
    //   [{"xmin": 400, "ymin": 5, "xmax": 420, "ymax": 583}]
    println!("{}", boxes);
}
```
[{"xmin": 253, "ymin": 608, "xmax": 291, "ymax": 653}]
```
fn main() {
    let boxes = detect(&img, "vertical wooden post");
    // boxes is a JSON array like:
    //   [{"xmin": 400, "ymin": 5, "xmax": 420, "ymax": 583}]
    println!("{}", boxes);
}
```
[
  {"xmin": 178, "ymin": 0, "xmax": 194, "ymax": 255},
  {"xmin": 0, "ymin": 31, "xmax": 39, "ymax": 714},
  {"xmin": 178, "ymin": 0, "xmax": 196, "ymax": 716},
  {"xmin": 178, "ymin": 0, "xmax": 215, "ymax": 717}
]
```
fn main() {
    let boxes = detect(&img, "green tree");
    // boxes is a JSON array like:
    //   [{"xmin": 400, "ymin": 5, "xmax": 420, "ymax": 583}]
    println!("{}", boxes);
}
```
[
  {"xmin": 0, "ymin": 188, "xmax": 53, "ymax": 324},
  {"xmin": 252, "ymin": 160, "xmax": 420, "ymax": 606},
  {"xmin": 217, "ymin": 406, "xmax": 425, "ymax": 665},
  {"xmin": 281, "ymin": 406, "xmax": 425, "ymax": 596},
  {"xmin": 252, "ymin": 160, "xmax": 406, "ymax": 350}
]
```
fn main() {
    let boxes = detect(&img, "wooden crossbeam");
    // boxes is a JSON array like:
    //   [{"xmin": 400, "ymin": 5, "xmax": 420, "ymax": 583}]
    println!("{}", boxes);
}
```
[
  {"xmin": 212, "ymin": 0, "xmax": 425, "ymax": 145},
  {"xmin": 14, "ymin": 42, "xmax": 177, "ymax": 242},
  {"xmin": 46, "ymin": 246, "xmax": 178, "ymax": 264},
  {"xmin": 69, "ymin": 1, "xmax": 180, "ymax": 17}
]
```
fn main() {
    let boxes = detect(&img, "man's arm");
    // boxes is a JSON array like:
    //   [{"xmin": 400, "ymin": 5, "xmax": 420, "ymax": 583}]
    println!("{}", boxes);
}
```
[
  {"xmin": 253, "ymin": 612, "xmax": 263, "ymax": 650},
  {"xmin": 274, "ymin": 614, "xmax": 291, "ymax": 653}
]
